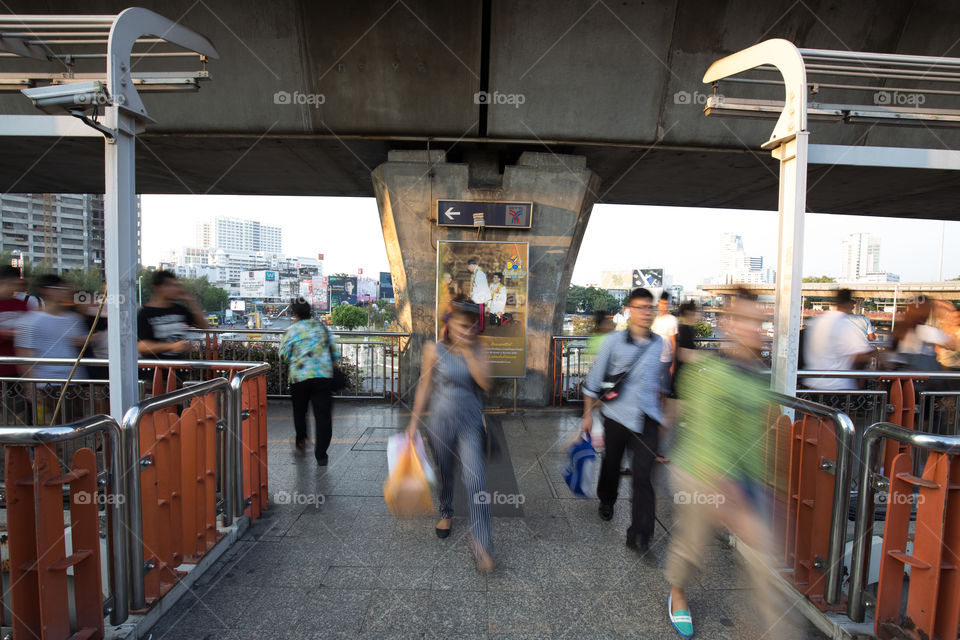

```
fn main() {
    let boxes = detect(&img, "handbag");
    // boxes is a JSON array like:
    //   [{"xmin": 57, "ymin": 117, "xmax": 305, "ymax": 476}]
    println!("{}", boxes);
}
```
[
  {"xmin": 562, "ymin": 433, "xmax": 598, "ymax": 498},
  {"xmin": 322, "ymin": 324, "xmax": 348, "ymax": 392}
]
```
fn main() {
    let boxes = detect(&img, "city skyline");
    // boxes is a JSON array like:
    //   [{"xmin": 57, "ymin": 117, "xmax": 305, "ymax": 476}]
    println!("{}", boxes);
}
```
[{"xmin": 141, "ymin": 195, "xmax": 960, "ymax": 291}]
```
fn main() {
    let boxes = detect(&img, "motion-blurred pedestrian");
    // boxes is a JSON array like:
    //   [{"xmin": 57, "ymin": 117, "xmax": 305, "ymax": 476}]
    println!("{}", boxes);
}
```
[
  {"xmin": 279, "ymin": 300, "xmax": 340, "ymax": 465},
  {"xmin": 582, "ymin": 288, "xmax": 663, "ymax": 555},
  {"xmin": 665, "ymin": 288, "xmax": 789, "ymax": 639},
  {"xmin": 406, "ymin": 298, "xmax": 494, "ymax": 572}
]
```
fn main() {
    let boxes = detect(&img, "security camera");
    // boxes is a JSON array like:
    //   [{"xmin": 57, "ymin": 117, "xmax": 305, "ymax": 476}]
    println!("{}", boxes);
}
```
[{"xmin": 21, "ymin": 81, "xmax": 112, "ymax": 115}]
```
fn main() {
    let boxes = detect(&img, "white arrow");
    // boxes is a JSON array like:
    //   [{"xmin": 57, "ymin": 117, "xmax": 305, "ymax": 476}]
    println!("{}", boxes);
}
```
[{"xmin": 444, "ymin": 207, "xmax": 461, "ymax": 221}]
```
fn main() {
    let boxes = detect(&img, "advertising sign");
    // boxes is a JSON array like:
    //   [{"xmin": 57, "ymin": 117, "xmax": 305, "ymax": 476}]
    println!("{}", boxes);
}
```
[
  {"xmin": 313, "ymin": 277, "xmax": 328, "ymax": 310},
  {"xmin": 229, "ymin": 300, "xmax": 245, "ymax": 312},
  {"xmin": 436, "ymin": 200, "xmax": 533, "ymax": 229},
  {"xmin": 328, "ymin": 275, "xmax": 357, "ymax": 307},
  {"xmin": 437, "ymin": 241, "xmax": 528, "ymax": 378},
  {"xmin": 379, "ymin": 271, "xmax": 394, "ymax": 302},
  {"xmin": 357, "ymin": 277, "xmax": 378, "ymax": 303},
  {"xmin": 633, "ymin": 268, "xmax": 663, "ymax": 289}
]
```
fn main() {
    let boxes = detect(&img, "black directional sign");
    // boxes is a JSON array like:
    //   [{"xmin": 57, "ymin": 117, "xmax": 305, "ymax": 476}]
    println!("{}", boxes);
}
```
[{"xmin": 436, "ymin": 200, "xmax": 533, "ymax": 229}]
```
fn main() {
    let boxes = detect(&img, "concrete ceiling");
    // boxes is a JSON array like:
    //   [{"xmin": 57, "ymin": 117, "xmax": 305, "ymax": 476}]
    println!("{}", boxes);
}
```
[{"xmin": 2, "ymin": 0, "xmax": 959, "ymax": 219}]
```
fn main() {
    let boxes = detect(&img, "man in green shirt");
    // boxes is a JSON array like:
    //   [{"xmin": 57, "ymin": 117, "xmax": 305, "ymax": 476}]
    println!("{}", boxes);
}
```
[{"xmin": 665, "ymin": 289, "xmax": 789, "ymax": 639}]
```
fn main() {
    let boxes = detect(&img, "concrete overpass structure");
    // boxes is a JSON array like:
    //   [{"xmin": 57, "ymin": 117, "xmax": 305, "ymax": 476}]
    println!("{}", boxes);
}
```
[
  {"xmin": 701, "ymin": 282, "xmax": 960, "ymax": 301},
  {"xmin": 4, "ymin": 1, "xmax": 960, "ymax": 403}
]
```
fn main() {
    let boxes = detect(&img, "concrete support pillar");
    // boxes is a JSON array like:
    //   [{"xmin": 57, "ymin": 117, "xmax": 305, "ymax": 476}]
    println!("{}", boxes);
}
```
[{"xmin": 373, "ymin": 151, "xmax": 600, "ymax": 406}]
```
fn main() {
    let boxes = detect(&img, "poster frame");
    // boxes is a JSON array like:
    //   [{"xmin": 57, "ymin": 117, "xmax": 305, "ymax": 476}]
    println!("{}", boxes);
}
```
[{"xmin": 436, "ymin": 239, "xmax": 529, "ymax": 379}]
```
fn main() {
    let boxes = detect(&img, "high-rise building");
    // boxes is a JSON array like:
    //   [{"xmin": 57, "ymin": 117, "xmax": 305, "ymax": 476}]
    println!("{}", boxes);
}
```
[
  {"xmin": 0, "ymin": 193, "xmax": 141, "ymax": 273},
  {"xmin": 717, "ymin": 233, "xmax": 774, "ymax": 284},
  {"xmin": 196, "ymin": 216, "xmax": 282, "ymax": 254},
  {"xmin": 840, "ymin": 233, "xmax": 881, "ymax": 281}
]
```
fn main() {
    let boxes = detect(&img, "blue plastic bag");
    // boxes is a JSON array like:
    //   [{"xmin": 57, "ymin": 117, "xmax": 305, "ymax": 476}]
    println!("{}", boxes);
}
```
[{"xmin": 562, "ymin": 433, "xmax": 598, "ymax": 499}]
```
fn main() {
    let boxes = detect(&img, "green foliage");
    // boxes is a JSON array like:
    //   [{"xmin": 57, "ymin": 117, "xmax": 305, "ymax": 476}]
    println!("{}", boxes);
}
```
[
  {"xmin": 565, "ymin": 285, "xmax": 621, "ymax": 315},
  {"xmin": 802, "ymin": 275, "xmax": 837, "ymax": 283},
  {"xmin": 368, "ymin": 299, "xmax": 396, "ymax": 329},
  {"xmin": 179, "ymin": 276, "xmax": 230, "ymax": 313},
  {"xmin": 331, "ymin": 304, "xmax": 368, "ymax": 330},
  {"xmin": 62, "ymin": 267, "xmax": 104, "ymax": 297},
  {"xmin": 692, "ymin": 320, "xmax": 713, "ymax": 339}
]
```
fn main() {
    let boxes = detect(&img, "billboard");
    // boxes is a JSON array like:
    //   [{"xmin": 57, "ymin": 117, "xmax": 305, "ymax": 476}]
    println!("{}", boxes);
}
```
[
  {"xmin": 313, "ymin": 276, "xmax": 328, "ymax": 310},
  {"xmin": 328, "ymin": 275, "xmax": 357, "ymax": 307},
  {"xmin": 357, "ymin": 277, "xmax": 378, "ymax": 303},
  {"xmin": 229, "ymin": 300, "xmax": 245, "ymax": 312},
  {"xmin": 379, "ymin": 271, "xmax": 394, "ymax": 302},
  {"xmin": 437, "ymin": 241, "xmax": 528, "ymax": 378},
  {"xmin": 633, "ymin": 268, "xmax": 663, "ymax": 289}
]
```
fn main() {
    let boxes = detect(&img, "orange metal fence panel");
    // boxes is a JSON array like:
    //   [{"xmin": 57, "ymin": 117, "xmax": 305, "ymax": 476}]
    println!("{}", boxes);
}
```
[
  {"xmin": 3, "ymin": 444, "xmax": 105, "ymax": 640},
  {"xmin": 69, "ymin": 448, "xmax": 105, "ymax": 639},
  {"xmin": 875, "ymin": 450, "xmax": 960, "ymax": 640},
  {"xmin": 241, "ymin": 375, "xmax": 269, "ymax": 519}
]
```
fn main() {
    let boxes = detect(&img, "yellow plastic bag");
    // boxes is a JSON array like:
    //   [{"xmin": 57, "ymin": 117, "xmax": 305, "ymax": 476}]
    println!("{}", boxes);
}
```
[{"xmin": 383, "ymin": 440, "xmax": 433, "ymax": 517}]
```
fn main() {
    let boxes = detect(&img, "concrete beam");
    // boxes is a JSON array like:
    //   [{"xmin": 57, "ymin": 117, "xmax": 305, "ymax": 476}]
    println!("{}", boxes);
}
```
[{"xmin": 373, "ymin": 151, "xmax": 599, "ymax": 406}]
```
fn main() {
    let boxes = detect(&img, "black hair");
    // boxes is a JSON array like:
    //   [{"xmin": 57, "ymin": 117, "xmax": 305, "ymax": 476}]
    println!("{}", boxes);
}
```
[
  {"xmin": 493, "ymin": 272, "xmax": 503, "ymax": 281},
  {"xmin": 36, "ymin": 273, "xmax": 66, "ymax": 289},
  {"xmin": 0, "ymin": 265, "xmax": 20, "ymax": 280},
  {"xmin": 659, "ymin": 291, "xmax": 670, "ymax": 302},
  {"xmin": 151, "ymin": 269, "xmax": 177, "ymax": 288},
  {"xmin": 445, "ymin": 296, "xmax": 480, "ymax": 340},
  {"xmin": 836, "ymin": 288, "xmax": 853, "ymax": 305},
  {"xmin": 628, "ymin": 288, "xmax": 653, "ymax": 303},
  {"xmin": 467, "ymin": 259, "xmax": 477, "ymax": 265},
  {"xmin": 732, "ymin": 286, "xmax": 758, "ymax": 302},
  {"xmin": 593, "ymin": 309, "xmax": 608, "ymax": 325},
  {"xmin": 679, "ymin": 301, "xmax": 698, "ymax": 315},
  {"xmin": 291, "ymin": 300, "xmax": 312, "ymax": 320}
]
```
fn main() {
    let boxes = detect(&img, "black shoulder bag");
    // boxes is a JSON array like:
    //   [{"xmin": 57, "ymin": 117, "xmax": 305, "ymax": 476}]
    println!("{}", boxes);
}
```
[
  {"xmin": 599, "ymin": 333, "xmax": 654, "ymax": 402},
  {"xmin": 322, "ymin": 324, "xmax": 349, "ymax": 392}
]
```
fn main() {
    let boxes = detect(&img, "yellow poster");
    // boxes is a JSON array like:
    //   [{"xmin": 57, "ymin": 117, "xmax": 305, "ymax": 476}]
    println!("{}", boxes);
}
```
[{"xmin": 436, "ymin": 241, "xmax": 528, "ymax": 378}]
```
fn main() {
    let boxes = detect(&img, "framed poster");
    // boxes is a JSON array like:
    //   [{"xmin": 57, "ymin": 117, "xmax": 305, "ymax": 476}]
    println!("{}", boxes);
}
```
[
  {"xmin": 328, "ymin": 275, "xmax": 357, "ymax": 307},
  {"xmin": 437, "ymin": 240, "xmax": 528, "ymax": 378}
]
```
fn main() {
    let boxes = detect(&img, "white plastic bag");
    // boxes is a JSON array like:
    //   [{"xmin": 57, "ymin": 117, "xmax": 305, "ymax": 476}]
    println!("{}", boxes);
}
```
[{"xmin": 387, "ymin": 432, "xmax": 436, "ymax": 485}]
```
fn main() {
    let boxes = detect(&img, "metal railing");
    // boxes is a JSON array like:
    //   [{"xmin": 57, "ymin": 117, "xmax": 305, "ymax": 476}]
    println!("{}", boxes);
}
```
[
  {"xmin": 848, "ymin": 421, "xmax": 960, "ymax": 622},
  {"xmin": 0, "ymin": 415, "xmax": 128, "ymax": 625},
  {"xmin": 0, "ymin": 356, "xmax": 270, "ymax": 624},
  {"xmin": 192, "ymin": 328, "xmax": 408, "ymax": 401},
  {"xmin": 769, "ymin": 393, "xmax": 856, "ymax": 606}
]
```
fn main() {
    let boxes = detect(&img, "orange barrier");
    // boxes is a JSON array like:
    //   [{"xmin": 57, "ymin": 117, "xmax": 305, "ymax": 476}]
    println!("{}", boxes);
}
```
[
  {"xmin": 883, "ymin": 377, "xmax": 916, "ymax": 475},
  {"xmin": 875, "ymin": 451, "xmax": 960, "ymax": 640},
  {"xmin": 136, "ymin": 392, "xmax": 221, "ymax": 606},
  {"xmin": 781, "ymin": 412, "xmax": 842, "ymax": 610},
  {"xmin": 239, "ymin": 374, "xmax": 269, "ymax": 519},
  {"xmin": 5, "ymin": 445, "xmax": 104, "ymax": 640}
]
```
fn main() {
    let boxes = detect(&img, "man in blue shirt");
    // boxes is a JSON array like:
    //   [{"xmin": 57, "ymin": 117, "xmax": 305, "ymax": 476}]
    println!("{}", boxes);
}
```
[{"xmin": 582, "ymin": 288, "xmax": 663, "ymax": 554}]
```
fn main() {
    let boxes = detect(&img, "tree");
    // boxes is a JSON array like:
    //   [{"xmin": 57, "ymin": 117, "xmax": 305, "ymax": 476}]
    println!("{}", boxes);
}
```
[
  {"xmin": 565, "ymin": 285, "xmax": 621, "ymax": 315},
  {"xmin": 368, "ymin": 299, "xmax": 396, "ymax": 329},
  {"xmin": 331, "ymin": 304, "xmax": 368, "ymax": 330},
  {"xmin": 692, "ymin": 321, "xmax": 713, "ymax": 338},
  {"xmin": 63, "ymin": 267, "xmax": 104, "ymax": 299},
  {"xmin": 179, "ymin": 276, "xmax": 230, "ymax": 313},
  {"xmin": 802, "ymin": 275, "xmax": 837, "ymax": 283}
]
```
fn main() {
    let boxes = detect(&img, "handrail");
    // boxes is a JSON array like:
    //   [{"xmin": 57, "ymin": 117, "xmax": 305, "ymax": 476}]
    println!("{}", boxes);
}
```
[
  {"xmin": 195, "ymin": 328, "xmax": 411, "ymax": 338},
  {"xmin": 770, "ymin": 392, "xmax": 856, "ymax": 605},
  {"xmin": 120, "ymin": 376, "xmax": 229, "ymax": 610},
  {"xmin": 0, "ymin": 414, "xmax": 128, "ymax": 624},
  {"xmin": 226, "ymin": 362, "xmax": 270, "ymax": 521},
  {"xmin": 848, "ymin": 421, "xmax": 960, "ymax": 621},
  {"xmin": 0, "ymin": 356, "xmax": 268, "ymax": 369}
]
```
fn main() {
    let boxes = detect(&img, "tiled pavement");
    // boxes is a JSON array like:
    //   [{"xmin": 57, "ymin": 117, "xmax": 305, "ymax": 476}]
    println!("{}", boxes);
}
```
[{"xmin": 149, "ymin": 401, "xmax": 826, "ymax": 640}]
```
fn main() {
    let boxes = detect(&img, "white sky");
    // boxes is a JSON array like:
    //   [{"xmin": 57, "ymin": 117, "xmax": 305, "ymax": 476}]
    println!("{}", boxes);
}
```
[{"xmin": 141, "ymin": 194, "xmax": 960, "ymax": 290}]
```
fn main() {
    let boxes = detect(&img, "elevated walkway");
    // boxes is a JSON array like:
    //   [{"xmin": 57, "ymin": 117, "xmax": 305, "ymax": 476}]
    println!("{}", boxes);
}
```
[{"xmin": 146, "ymin": 401, "xmax": 823, "ymax": 639}]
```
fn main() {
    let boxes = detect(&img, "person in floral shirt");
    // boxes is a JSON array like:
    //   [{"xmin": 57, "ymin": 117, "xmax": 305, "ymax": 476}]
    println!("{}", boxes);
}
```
[{"xmin": 279, "ymin": 301, "xmax": 340, "ymax": 465}]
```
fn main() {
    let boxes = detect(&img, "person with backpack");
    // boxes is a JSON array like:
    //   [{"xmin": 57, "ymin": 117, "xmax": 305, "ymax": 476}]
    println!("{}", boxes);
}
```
[
  {"xmin": 581, "ymin": 287, "xmax": 664, "ymax": 555},
  {"xmin": 279, "ymin": 300, "xmax": 341, "ymax": 465}
]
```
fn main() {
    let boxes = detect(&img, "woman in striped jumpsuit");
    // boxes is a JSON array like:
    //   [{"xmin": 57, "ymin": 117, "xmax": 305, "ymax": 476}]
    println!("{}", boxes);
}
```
[{"xmin": 407, "ymin": 299, "xmax": 494, "ymax": 572}]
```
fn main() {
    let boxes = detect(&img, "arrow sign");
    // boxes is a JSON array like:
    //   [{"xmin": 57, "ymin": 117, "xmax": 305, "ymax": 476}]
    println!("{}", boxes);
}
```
[{"xmin": 436, "ymin": 200, "xmax": 533, "ymax": 229}]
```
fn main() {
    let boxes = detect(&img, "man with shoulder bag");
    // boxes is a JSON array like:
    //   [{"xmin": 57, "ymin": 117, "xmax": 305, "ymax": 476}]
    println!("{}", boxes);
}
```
[{"xmin": 581, "ymin": 288, "xmax": 664, "ymax": 555}]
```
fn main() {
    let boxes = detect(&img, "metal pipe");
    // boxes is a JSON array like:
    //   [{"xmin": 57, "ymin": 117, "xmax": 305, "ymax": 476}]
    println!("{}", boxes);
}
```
[
  {"xmin": 848, "ymin": 421, "xmax": 960, "ymax": 621},
  {"xmin": 120, "ymin": 377, "xmax": 230, "ymax": 610},
  {"xmin": 0, "ymin": 414, "xmax": 128, "ymax": 624},
  {"xmin": 226, "ymin": 363, "xmax": 271, "ymax": 523},
  {"xmin": 771, "ymin": 393, "xmax": 856, "ymax": 605}
]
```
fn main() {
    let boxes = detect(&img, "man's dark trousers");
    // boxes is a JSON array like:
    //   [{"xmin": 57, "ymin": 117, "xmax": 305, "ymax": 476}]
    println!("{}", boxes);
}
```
[{"xmin": 596, "ymin": 415, "xmax": 660, "ymax": 541}]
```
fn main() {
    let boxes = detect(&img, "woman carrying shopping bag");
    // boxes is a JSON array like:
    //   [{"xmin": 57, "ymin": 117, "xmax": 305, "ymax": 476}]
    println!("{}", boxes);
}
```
[{"xmin": 406, "ymin": 298, "xmax": 494, "ymax": 572}]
